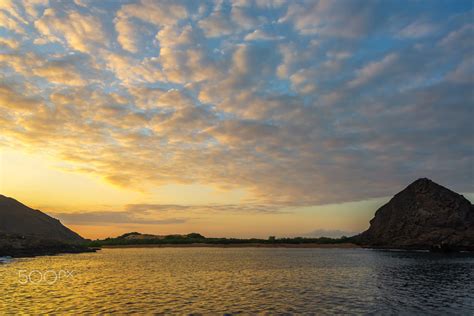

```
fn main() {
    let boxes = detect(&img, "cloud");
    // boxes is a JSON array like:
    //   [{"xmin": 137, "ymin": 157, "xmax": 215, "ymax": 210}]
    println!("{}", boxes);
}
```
[
  {"xmin": 113, "ymin": 0, "xmax": 187, "ymax": 53},
  {"xmin": 156, "ymin": 24, "xmax": 219, "ymax": 83},
  {"xmin": 50, "ymin": 202, "xmax": 282, "ymax": 226},
  {"xmin": 0, "ymin": 0, "xmax": 28, "ymax": 33},
  {"xmin": 32, "ymin": 57, "xmax": 88, "ymax": 86},
  {"xmin": 199, "ymin": 10, "xmax": 234, "ymax": 38},
  {"xmin": 0, "ymin": 81, "xmax": 43, "ymax": 111},
  {"xmin": 0, "ymin": 37, "xmax": 20, "ymax": 49},
  {"xmin": 281, "ymin": 0, "xmax": 380, "ymax": 38},
  {"xmin": 198, "ymin": 2, "xmax": 266, "ymax": 38},
  {"xmin": 397, "ymin": 20, "xmax": 437, "ymax": 38},
  {"xmin": 34, "ymin": 8, "xmax": 107, "ymax": 53},
  {"xmin": 114, "ymin": 17, "xmax": 141, "ymax": 53},
  {"xmin": 0, "ymin": 0, "xmax": 472, "ymax": 212},
  {"xmin": 104, "ymin": 52, "xmax": 164, "ymax": 84},
  {"xmin": 348, "ymin": 53, "xmax": 398, "ymax": 88},
  {"xmin": 116, "ymin": 0, "xmax": 187, "ymax": 26},
  {"xmin": 244, "ymin": 29, "xmax": 284, "ymax": 41},
  {"xmin": 439, "ymin": 23, "xmax": 473, "ymax": 50},
  {"xmin": 51, "ymin": 211, "xmax": 187, "ymax": 225},
  {"xmin": 446, "ymin": 57, "xmax": 473, "ymax": 83},
  {"xmin": 23, "ymin": 0, "xmax": 49, "ymax": 20},
  {"xmin": 231, "ymin": 5, "xmax": 262, "ymax": 30},
  {"xmin": 0, "ymin": 50, "xmax": 97, "ymax": 87},
  {"xmin": 125, "ymin": 203, "xmax": 282, "ymax": 214}
]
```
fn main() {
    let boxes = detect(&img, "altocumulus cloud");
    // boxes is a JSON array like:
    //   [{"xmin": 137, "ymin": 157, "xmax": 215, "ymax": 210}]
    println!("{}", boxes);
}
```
[
  {"xmin": 50, "ymin": 203, "xmax": 282, "ymax": 225},
  {"xmin": 49, "ymin": 211, "xmax": 187, "ymax": 225},
  {"xmin": 0, "ymin": 0, "xmax": 473, "ymax": 209}
]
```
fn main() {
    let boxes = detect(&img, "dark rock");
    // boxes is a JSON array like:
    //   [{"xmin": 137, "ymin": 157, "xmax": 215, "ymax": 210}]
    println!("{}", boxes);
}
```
[
  {"xmin": 355, "ymin": 178, "xmax": 474, "ymax": 251},
  {"xmin": 0, "ymin": 194, "xmax": 84, "ymax": 243},
  {"xmin": 0, "ymin": 195, "xmax": 96, "ymax": 258},
  {"xmin": 0, "ymin": 232, "xmax": 96, "ymax": 258}
]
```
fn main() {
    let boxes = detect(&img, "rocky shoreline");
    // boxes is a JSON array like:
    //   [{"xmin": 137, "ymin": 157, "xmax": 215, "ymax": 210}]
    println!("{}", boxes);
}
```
[{"xmin": 0, "ymin": 233, "xmax": 96, "ymax": 258}]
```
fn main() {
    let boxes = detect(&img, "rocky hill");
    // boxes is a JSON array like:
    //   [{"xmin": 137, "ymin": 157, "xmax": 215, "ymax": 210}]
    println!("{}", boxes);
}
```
[
  {"xmin": 356, "ymin": 178, "xmax": 474, "ymax": 251},
  {"xmin": 0, "ymin": 195, "xmax": 84, "ymax": 243}
]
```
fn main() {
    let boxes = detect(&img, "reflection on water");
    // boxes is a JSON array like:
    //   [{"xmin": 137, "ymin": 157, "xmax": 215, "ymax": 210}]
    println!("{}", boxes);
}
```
[{"xmin": 1, "ymin": 248, "xmax": 473, "ymax": 313}]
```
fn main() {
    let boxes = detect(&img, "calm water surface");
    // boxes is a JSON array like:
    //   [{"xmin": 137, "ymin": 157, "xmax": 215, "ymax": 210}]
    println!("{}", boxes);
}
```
[{"xmin": 1, "ymin": 248, "xmax": 473, "ymax": 314}]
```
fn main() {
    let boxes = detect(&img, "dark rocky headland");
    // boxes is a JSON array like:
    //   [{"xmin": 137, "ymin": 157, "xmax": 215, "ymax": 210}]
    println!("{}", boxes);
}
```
[
  {"xmin": 0, "ymin": 195, "xmax": 95, "ymax": 258},
  {"xmin": 355, "ymin": 178, "xmax": 474, "ymax": 251}
]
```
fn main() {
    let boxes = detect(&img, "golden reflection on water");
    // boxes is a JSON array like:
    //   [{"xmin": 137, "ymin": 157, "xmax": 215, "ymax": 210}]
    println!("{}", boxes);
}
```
[{"xmin": 1, "ymin": 248, "xmax": 473, "ymax": 313}]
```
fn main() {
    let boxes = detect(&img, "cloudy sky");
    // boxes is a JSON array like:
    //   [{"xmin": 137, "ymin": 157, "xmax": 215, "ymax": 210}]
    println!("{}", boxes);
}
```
[{"xmin": 0, "ymin": 0, "xmax": 472, "ymax": 239}]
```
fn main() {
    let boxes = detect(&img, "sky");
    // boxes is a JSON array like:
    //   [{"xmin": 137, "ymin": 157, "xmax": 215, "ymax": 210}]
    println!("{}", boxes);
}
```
[{"xmin": 0, "ymin": 0, "xmax": 473, "ymax": 239}]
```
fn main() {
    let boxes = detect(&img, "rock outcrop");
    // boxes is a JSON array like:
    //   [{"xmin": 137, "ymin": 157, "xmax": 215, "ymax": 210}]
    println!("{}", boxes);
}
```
[
  {"xmin": 0, "ymin": 232, "xmax": 94, "ymax": 258},
  {"xmin": 356, "ymin": 178, "xmax": 474, "ymax": 251},
  {"xmin": 0, "ymin": 194, "xmax": 84, "ymax": 243}
]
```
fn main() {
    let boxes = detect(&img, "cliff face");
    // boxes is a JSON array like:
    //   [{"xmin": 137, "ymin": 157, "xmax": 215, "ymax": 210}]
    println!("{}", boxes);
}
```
[
  {"xmin": 0, "ymin": 195, "xmax": 84, "ymax": 243},
  {"xmin": 357, "ymin": 178, "xmax": 474, "ymax": 251}
]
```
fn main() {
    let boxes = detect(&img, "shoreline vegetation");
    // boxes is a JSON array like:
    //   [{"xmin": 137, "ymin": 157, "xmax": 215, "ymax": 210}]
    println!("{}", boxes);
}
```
[
  {"xmin": 100, "ymin": 243, "xmax": 361, "ymax": 249},
  {"xmin": 100, "ymin": 243, "xmax": 359, "ymax": 249},
  {"xmin": 0, "ymin": 231, "xmax": 359, "ymax": 259},
  {"xmin": 86, "ymin": 232, "xmax": 356, "ymax": 249}
]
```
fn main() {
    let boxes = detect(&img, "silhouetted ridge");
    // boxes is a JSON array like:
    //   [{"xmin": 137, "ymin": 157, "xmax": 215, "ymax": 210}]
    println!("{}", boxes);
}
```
[
  {"xmin": 356, "ymin": 178, "xmax": 474, "ymax": 251},
  {"xmin": 0, "ymin": 194, "xmax": 84, "ymax": 243}
]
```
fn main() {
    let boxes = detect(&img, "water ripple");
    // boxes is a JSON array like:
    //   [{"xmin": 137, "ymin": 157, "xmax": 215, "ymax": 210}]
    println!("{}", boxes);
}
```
[{"xmin": 1, "ymin": 248, "xmax": 473, "ymax": 314}]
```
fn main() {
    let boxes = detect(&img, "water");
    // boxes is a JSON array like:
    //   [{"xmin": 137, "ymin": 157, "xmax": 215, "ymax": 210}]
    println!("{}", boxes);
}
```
[
  {"xmin": 1, "ymin": 248, "xmax": 473, "ymax": 314},
  {"xmin": 0, "ymin": 256, "xmax": 12, "ymax": 264}
]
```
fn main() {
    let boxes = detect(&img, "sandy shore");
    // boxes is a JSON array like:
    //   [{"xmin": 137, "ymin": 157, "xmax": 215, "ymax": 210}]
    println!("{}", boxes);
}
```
[{"xmin": 101, "ymin": 243, "xmax": 359, "ymax": 249}]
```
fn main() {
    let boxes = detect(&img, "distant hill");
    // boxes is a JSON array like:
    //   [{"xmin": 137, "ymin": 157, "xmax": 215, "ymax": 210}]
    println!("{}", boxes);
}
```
[
  {"xmin": 0, "ymin": 195, "xmax": 84, "ymax": 243},
  {"xmin": 302, "ymin": 229, "xmax": 358, "ymax": 238},
  {"xmin": 356, "ymin": 178, "xmax": 474, "ymax": 251},
  {"xmin": 116, "ymin": 232, "xmax": 205, "ymax": 240}
]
